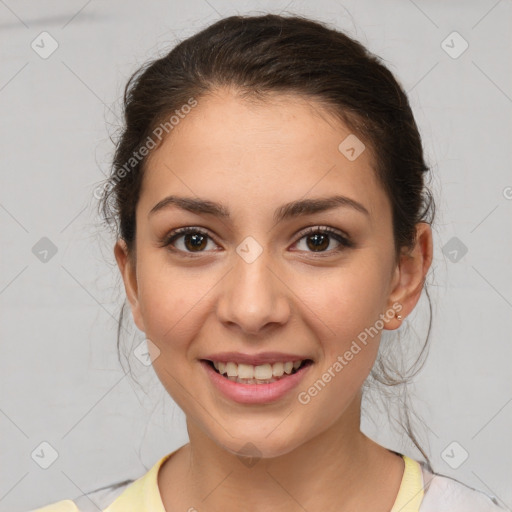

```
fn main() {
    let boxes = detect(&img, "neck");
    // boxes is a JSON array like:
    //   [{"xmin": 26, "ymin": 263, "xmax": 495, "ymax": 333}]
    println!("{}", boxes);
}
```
[{"xmin": 160, "ymin": 392, "xmax": 404, "ymax": 511}]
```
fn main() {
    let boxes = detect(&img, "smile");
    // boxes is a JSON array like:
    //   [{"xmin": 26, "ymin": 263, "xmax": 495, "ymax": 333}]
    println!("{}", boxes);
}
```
[
  {"xmin": 200, "ymin": 359, "xmax": 314, "ymax": 404},
  {"xmin": 206, "ymin": 359, "xmax": 313, "ymax": 384}
]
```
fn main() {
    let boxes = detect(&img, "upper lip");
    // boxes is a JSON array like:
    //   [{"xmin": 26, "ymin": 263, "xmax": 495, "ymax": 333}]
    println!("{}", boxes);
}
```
[{"xmin": 201, "ymin": 352, "xmax": 313, "ymax": 366}]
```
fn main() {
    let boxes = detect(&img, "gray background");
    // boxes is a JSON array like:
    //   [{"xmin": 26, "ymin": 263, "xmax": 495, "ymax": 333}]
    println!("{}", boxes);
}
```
[{"xmin": 1, "ymin": 1, "xmax": 511, "ymax": 510}]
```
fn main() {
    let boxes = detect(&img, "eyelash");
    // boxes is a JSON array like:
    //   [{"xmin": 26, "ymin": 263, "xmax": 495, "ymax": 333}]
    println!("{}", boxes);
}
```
[{"xmin": 160, "ymin": 225, "xmax": 353, "ymax": 258}]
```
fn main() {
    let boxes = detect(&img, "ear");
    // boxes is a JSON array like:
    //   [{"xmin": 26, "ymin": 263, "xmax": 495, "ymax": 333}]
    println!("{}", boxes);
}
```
[
  {"xmin": 384, "ymin": 223, "xmax": 433, "ymax": 330},
  {"xmin": 114, "ymin": 239, "xmax": 145, "ymax": 333}
]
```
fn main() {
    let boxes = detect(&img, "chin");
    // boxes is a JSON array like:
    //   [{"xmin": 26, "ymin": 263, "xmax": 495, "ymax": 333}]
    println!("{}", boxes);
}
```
[{"xmin": 208, "ymin": 424, "xmax": 309, "ymax": 461}]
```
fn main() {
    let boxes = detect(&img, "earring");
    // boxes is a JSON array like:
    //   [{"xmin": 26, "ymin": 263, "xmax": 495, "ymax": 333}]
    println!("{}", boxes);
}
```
[{"xmin": 396, "ymin": 314, "xmax": 403, "ymax": 320}]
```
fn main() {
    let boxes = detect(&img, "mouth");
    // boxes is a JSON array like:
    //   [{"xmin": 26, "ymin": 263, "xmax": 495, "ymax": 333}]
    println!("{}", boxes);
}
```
[{"xmin": 201, "ymin": 358, "xmax": 314, "ymax": 385}]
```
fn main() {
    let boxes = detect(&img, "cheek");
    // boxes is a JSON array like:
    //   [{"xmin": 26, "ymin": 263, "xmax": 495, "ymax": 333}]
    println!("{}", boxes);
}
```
[
  {"xmin": 294, "ymin": 269, "xmax": 389, "ymax": 419},
  {"xmin": 306, "ymin": 262, "xmax": 390, "ymax": 342},
  {"xmin": 295, "ymin": 262, "xmax": 392, "ymax": 402},
  {"xmin": 135, "ymin": 257, "xmax": 210, "ymax": 410},
  {"xmin": 135, "ymin": 255, "xmax": 209, "ymax": 351}
]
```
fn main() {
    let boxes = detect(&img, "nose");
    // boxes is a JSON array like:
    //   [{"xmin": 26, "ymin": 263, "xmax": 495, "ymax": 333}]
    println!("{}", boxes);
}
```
[{"xmin": 216, "ymin": 247, "xmax": 291, "ymax": 336}]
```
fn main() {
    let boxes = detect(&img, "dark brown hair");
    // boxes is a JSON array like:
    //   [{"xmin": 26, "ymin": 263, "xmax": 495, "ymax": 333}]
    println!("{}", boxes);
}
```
[{"xmin": 99, "ymin": 13, "xmax": 435, "ymax": 469}]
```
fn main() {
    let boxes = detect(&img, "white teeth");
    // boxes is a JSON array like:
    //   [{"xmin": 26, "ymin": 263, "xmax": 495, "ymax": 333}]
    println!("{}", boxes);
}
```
[
  {"xmin": 227, "ymin": 376, "xmax": 278, "ymax": 384},
  {"xmin": 226, "ymin": 362, "xmax": 237, "ymax": 377},
  {"xmin": 272, "ymin": 362, "xmax": 284, "ymax": 377},
  {"xmin": 211, "ymin": 360, "xmax": 305, "ymax": 379},
  {"xmin": 237, "ymin": 363, "xmax": 254, "ymax": 379},
  {"xmin": 254, "ymin": 363, "xmax": 273, "ymax": 380}
]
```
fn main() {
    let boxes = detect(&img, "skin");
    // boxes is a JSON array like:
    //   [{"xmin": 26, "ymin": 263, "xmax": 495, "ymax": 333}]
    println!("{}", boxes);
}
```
[{"xmin": 115, "ymin": 87, "xmax": 433, "ymax": 511}]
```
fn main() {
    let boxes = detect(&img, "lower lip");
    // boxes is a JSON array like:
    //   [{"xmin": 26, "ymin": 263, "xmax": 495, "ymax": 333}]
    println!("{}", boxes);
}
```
[{"xmin": 200, "ymin": 360, "xmax": 312, "ymax": 404}]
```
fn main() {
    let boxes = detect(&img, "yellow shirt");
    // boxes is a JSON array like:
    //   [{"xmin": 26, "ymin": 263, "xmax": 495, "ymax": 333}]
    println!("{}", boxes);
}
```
[{"xmin": 33, "ymin": 451, "xmax": 424, "ymax": 511}]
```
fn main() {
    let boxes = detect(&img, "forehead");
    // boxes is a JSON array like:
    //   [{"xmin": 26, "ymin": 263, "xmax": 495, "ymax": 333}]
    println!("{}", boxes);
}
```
[{"xmin": 139, "ymin": 88, "xmax": 389, "ymax": 222}]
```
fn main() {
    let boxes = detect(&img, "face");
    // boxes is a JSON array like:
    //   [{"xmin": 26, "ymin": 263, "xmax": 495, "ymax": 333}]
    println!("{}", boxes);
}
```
[{"xmin": 116, "ymin": 88, "xmax": 419, "ymax": 459}]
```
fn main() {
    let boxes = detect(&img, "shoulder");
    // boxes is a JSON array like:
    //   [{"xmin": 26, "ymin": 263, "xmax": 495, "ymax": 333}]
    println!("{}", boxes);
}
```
[
  {"xmin": 419, "ymin": 463, "xmax": 505, "ymax": 512},
  {"xmin": 28, "ymin": 450, "xmax": 175, "ymax": 512},
  {"xmin": 28, "ymin": 480, "xmax": 134, "ymax": 512},
  {"xmin": 28, "ymin": 500, "xmax": 79, "ymax": 512}
]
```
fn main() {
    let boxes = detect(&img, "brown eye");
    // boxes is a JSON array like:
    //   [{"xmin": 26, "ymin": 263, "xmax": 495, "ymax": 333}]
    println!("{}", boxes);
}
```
[
  {"xmin": 293, "ymin": 227, "xmax": 352, "ymax": 254},
  {"xmin": 183, "ymin": 232, "xmax": 208, "ymax": 251},
  {"xmin": 162, "ymin": 227, "xmax": 217, "ymax": 254},
  {"xmin": 305, "ymin": 232, "xmax": 330, "ymax": 252}
]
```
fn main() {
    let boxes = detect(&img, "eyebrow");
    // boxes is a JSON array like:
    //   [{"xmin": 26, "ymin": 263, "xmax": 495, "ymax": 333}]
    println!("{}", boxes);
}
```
[{"xmin": 148, "ymin": 194, "xmax": 370, "ymax": 223}]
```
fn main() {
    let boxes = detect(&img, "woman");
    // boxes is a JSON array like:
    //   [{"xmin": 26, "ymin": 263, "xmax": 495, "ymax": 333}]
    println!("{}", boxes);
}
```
[{"xmin": 33, "ymin": 13, "xmax": 503, "ymax": 512}]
